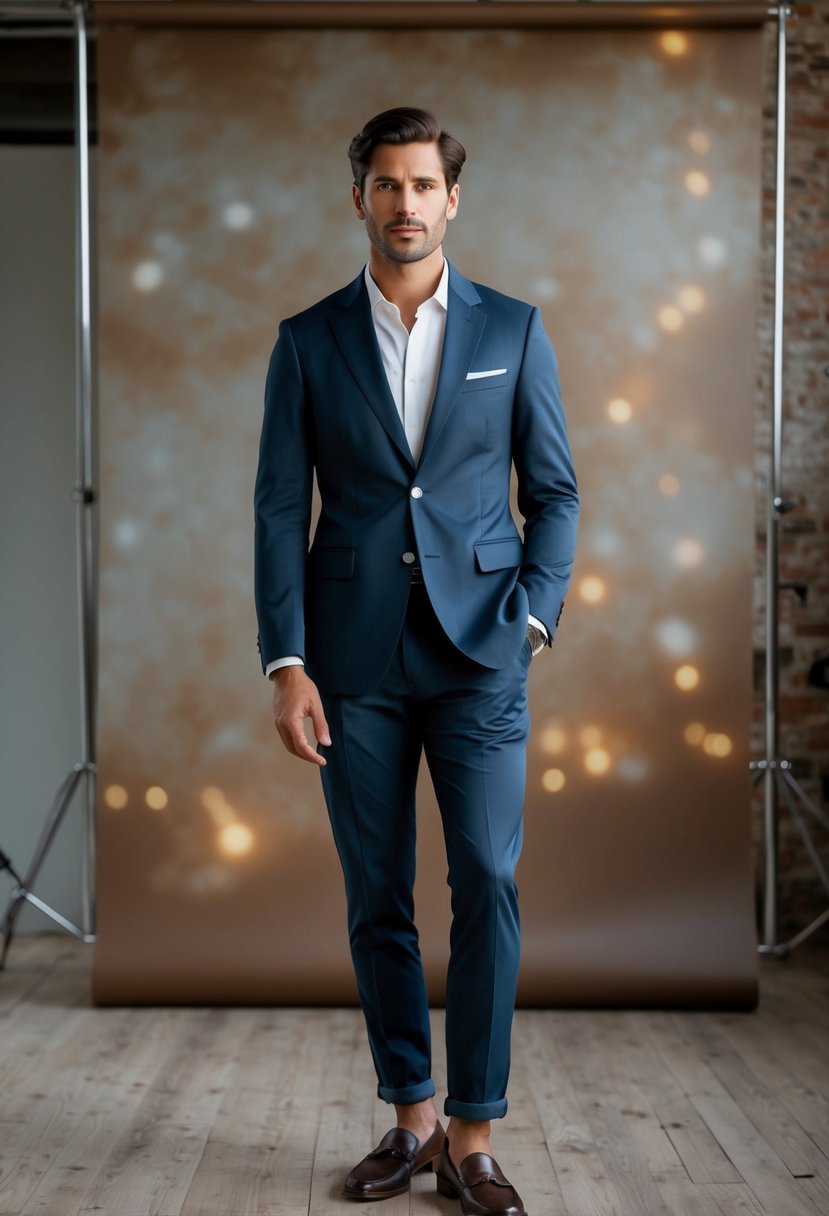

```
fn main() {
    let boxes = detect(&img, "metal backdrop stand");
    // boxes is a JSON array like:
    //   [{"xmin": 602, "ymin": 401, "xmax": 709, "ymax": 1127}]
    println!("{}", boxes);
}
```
[
  {"xmin": 751, "ymin": 3, "xmax": 829, "ymax": 957},
  {"xmin": 0, "ymin": 0, "xmax": 97, "ymax": 968}
]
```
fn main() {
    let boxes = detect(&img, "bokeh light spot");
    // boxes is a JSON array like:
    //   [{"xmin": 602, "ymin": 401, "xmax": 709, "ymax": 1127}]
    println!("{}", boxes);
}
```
[
  {"xmin": 684, "ymin": 170, "xmax": 711, "ymax": 197},
  {"xmin": 658, "ymin": 473, "xmax": 680, "ymax": 496},
  {"xmin": 579, "ymin": 725, "xmax": 603, "ymax": 748},
  {"xmin": 579, "ymin": 576, "xmax": 606, "ymax": 604},
  {"xmin": 540, "ymin": 725, "xmax": 567, "ymax": 755},
  {"xmin": 684, "ymin": 721, "xmax": 707, "ymax": 746},
  {"xmin": 703, "ymin": 732, "xmax": 733, "ymax": 757},
  {"xmin": 674, "ymin": 665, "xmax": 700, "ymax": 691},
  {"xmin": 607, "ymin": 397, "xmax": 633, "ymax": 424},
  {"xmin": 541, "ymin": 768, "xmax": 566, "ymax": 793},
  {"xmin": 655, "ymin": 618, "xmax": 696, "ymax": 657},
  {"xmin": 145, "ymin": 786, "xmax": 168, "ymax": 810},
  {"xmin": 223, "ymin": 201, "xmax": 254, "ymax": 230},
  {"xmin": 688, "ymin": 129, "xmax": 711, "ymax": 153},
  {"xmin": 584, "ymin": 747, "xmax": 612, "ymax": 776},
  {"xmin": 674, "ymin": 537, "xmax": 704, "ymax": 568},
  {"xmin": 658, "ymin": 305, "xmax": 684, "ymax": 332},
  {"xmin": 660, "ymin": 31, "xmax": 689, "ymax": 56},
  {"xmin": 132, "ymin": 260, "xmax": 164, "ymax": 292},
  {"xmin": 219, "ymin": 823, "xmax": 254, "ymax": 856},
  {"xmin": 104, "ymin": 784, "xmax": 128, "ymax": 810},
  {"xmin": 677, "ymin": 285, "xmax": 706, "ymax": 313}
]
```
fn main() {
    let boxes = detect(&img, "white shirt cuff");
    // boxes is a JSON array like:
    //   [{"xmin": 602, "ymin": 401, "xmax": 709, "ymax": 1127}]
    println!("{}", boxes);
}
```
[
  {"xmin": 528, "ymin": 613, "xmax": 549, "ymax": 642},
  {"xmin": 266, "ymin": 656, "xmax": 304, "ymax": 678}
]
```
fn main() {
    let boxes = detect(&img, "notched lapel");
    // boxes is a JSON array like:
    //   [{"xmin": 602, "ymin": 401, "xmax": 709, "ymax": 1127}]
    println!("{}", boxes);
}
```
[
  {"xmin": 328, "ymin": 283, "xmax": 414, "ymax": 468},
  {"xmin": 417, "ymin": 279, "xmax": 485, "ymax": 470}
]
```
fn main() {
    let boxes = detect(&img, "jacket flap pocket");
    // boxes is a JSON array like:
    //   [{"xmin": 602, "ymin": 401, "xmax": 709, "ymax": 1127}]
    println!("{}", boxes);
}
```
[
  {"xmin": 474, "ymin": 538, "xmax": 523, "ymax": 572},
  {"xmin": 309, "ymin": 546, "xmax": 355, "ymax": 579}
]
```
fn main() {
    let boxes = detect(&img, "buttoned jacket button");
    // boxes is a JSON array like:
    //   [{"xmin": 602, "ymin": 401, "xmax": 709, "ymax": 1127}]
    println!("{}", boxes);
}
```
[
  {"xmin": 402, "ymin": 552, "xmax": 415, "ymax": 564},
  {"xmin": 410, "ymin": 486, "xmax": 423, "ymax": 499}
]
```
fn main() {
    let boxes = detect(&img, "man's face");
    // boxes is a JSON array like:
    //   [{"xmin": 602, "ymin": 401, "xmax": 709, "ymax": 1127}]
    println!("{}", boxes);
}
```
[{"xmin": 352, "ymin": 140, "xmax": 459, "ymax": 264}]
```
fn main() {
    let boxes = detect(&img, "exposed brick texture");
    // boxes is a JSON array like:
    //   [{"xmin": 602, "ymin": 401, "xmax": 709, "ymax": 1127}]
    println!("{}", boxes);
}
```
[{"xmin": 753, "ymin": 1, "xmax": 829, "ymax": 935}]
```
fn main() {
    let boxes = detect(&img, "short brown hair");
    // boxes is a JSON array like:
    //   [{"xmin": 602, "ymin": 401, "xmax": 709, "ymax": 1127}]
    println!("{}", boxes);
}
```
[{"xmin": 348, "ymin": 107, "xmax": 466, "ymax": 195}]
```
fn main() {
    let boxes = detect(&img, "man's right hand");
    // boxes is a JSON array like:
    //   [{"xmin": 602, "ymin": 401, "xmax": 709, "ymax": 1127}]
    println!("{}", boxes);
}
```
[{"xmin": 270, "ymin": 666, "xmax": 332, "ymax": 767}]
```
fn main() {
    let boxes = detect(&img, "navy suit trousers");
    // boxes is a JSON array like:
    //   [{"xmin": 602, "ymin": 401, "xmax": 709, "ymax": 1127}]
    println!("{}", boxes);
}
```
[{"xmin": 316, "ymin": 579, "xmax": 531, "ymax": 1121}]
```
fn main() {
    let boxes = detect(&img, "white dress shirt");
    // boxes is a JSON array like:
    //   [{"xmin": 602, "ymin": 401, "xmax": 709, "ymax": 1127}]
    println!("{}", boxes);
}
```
[{"xmin": 266, "ymin": 261, "xmax": 546, "ymax": 677}]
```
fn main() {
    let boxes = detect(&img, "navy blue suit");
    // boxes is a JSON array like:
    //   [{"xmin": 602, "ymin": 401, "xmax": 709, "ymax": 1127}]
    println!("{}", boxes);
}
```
[{"xmin": 254, "ymin": 262, "xmax": 578, "ymax": 1119}]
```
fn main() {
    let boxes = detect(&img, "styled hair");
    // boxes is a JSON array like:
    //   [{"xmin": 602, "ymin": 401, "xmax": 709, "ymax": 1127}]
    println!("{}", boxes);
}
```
[{"xmin": 348, "ymin": 107, "xmax": 466, "ymax": 195}]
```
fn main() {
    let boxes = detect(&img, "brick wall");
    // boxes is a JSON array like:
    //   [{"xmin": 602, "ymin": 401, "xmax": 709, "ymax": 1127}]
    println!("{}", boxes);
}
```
[{"xmin": 753, "ymin": 0, "xmax": 829, "ymax": 935}]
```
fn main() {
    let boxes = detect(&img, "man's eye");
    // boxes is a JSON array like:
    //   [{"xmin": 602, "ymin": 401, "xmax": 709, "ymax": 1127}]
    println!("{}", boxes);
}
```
[
  {"xmin": 416, "ymin": 183, "xmax": 433, "ymax": 190},
  {"xmin": 377, "ymin": 183, "xmax": 394, "ymax": 191}
]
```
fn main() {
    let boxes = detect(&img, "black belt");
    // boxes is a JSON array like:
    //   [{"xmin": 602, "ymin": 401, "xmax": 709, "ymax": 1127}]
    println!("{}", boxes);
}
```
[{"xmin": 410, "ymin": 563, "xmax": 424, "ymax": 584}]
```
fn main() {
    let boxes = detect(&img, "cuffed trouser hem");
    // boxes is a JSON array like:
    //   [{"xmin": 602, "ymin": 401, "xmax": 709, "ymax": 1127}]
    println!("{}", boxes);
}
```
[
  {"xmin": 444, "ymin": 1097, "xmax": 509, "ymax": 1120},
  {"xmin": 378, "ymin": 1078, "xmax": 436, "ymax": 1105}
]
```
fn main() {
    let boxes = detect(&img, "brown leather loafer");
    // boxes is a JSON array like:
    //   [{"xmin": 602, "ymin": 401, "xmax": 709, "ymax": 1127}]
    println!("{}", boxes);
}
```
[
  {"xmin": 344, "ymin": 1120, "xmax": 445, "ymax": 1200},
  {"xmin": 435, "ymin": 1138, "xmax": 526, "ymax": 1216}
]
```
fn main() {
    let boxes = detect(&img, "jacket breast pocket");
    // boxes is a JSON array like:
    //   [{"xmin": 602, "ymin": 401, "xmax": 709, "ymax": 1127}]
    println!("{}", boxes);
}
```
[
  {"xmin": 308, "ymin": 546, "xmax": 355, "ymax": 579},
  {"xmin": 474, "ymin": 537, "xmax": 524, "ymax": 572}
]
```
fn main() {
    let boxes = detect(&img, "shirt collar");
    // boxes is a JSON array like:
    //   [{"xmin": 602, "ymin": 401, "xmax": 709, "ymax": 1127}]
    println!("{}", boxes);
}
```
[{"xmin": 364, "ymin": 258, "xmax": 449, "ymax": 315}]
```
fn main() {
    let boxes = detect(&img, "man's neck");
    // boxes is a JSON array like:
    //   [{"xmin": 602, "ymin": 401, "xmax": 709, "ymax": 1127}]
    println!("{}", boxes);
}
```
[{"xmin": 367, "ymin": 246, "xmax": 445, "ymax": 330}]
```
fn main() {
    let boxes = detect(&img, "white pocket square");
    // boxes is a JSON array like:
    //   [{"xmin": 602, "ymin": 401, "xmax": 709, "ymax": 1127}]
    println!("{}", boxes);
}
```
[{"xmin": 466, "ymin": 368, "xmax": 507, "ymax": 380}]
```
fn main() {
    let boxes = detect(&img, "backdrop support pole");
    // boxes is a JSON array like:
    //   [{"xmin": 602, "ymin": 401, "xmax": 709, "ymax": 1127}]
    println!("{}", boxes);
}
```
[
  {"xmin": 752, "ymin": 3, "xmax": 829, "ymax": 957},
  {"xmin": 0, "ymin": 0, "xmax": 97, "ymax": 966}
]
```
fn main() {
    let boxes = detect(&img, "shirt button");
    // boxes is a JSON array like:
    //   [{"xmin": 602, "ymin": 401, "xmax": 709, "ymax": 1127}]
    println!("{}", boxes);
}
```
[
  {"xmin": 410, "ymin": 486, "xmax": 423, "ymax": 499},
  {"xmin": 402, "ymin": 552, "xmax": 415, "ymax": 564}
]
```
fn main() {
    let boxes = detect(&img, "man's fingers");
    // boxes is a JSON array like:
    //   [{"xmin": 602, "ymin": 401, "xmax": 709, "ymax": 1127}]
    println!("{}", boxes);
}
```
[
  {"xmin": 310, "ymin": 701, "xmax": 332, "ymax": 748},
  {"xmin": 276, "ymin": 712, "xmax": 326, "ymax": 767}
]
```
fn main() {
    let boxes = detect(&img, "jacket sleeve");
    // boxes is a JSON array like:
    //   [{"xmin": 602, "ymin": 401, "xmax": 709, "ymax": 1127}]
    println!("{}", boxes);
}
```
[
  {"xmin": 253, "ymin": 320, "xmax": 314, "ymax": 674},
  {"xmin": 511, "ymin": 307, "xmax": 580, "ymax": 643}
]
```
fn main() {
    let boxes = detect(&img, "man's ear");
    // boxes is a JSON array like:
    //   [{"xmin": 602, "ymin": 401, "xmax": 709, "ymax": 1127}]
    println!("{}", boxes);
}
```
[
  {"xmin": 446, "ymin": 182, "xmax": 460, "ymax": 221},
  {"xmin": 352, "ymin": 183, "xmax": 366, "ymax": 220}
]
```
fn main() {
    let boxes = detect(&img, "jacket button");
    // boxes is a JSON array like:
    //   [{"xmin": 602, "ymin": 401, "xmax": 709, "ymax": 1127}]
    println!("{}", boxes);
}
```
[
  {"xmin": 402, "ymin": 552, "xmax": 415, "ymax": 564},
  {"xmin": 410, "ymin": 486, "xmax": 423, "ymax": 499}
]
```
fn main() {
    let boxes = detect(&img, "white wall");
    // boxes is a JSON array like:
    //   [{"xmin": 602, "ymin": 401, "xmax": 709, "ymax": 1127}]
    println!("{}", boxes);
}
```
[{"xmin": 0, "ymin": 145, "xmax": 87, "ymax": 936}]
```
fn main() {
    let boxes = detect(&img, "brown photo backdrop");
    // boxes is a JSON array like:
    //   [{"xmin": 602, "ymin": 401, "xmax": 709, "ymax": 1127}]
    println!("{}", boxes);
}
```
[{"xmin": 93, "ymin": 19, "xmax": 762, "ymax": 1006}]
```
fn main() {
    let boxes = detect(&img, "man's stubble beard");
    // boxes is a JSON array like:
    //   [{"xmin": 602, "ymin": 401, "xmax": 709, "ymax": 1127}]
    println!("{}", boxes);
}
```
[{"xmin": 364, "ymin": 212, "xmax": 447, "ymax": 265}]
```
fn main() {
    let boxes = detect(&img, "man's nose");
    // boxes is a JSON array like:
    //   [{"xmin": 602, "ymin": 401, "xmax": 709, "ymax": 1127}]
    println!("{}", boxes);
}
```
[{"xmin": 395, "ymin": 188, "xmax": 417, "ymax": 215}]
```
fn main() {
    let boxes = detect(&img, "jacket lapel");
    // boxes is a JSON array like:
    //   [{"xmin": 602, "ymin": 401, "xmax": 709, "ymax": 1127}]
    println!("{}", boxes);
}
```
[
  {"xmin": 416, "ymin": 264, "xmax": 485, "ymax": 471},
  {"xmin": 328, "ymin": 272, "xmax": 414, "ymax": 468}
]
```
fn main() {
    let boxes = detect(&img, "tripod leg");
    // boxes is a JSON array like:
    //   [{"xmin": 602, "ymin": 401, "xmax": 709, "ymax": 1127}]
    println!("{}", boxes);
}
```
[
  {"xmin": 19, "ymin": 767, "xmax": 83, "ymax": 897},
  {"xmin": 776, "ymin": 770, "xmax": 829, "ymax": 899},
  {"xmin": 780, "ymin": 767, "xmax": 829, "ymax": 833}
]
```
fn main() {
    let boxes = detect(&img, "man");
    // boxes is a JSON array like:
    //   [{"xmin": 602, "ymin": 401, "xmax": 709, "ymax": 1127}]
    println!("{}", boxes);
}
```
[{"xmin": 254, "ymin": 108, "xmax": 579, "ymax": 1216}]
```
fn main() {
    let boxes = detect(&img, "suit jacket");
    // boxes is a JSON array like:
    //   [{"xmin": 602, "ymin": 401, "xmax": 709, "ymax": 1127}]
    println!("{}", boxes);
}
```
[{"xmin": 254, "ymin": 261, "xmax": 579, "ymax": 696}]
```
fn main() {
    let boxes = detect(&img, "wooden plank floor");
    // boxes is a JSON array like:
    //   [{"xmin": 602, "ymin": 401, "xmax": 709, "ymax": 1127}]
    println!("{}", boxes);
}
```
[{"xmin": 1, "ymin": 934, "xmax": 828, "ymax": 1216}]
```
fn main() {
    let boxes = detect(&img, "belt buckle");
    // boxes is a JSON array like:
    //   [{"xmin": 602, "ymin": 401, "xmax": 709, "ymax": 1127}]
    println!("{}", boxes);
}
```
[{"xmin": 410, "ymin": 563, "xmax": 424, "ymax": 584}]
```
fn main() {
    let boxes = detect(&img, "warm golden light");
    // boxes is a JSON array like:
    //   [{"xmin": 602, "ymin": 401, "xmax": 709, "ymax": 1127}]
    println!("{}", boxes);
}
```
[
  {"xmin": 607, "ymin": 397, "xmax": 633, "ymax": 424},
  {"xmin": 684, "ymin": 170, "xmax": 711, "ymax": 197},
  {"xmin": 674, "ymin": 537, "xmax": 704, "ymax": 568},
  {"xmin": 218, "ymin": 822, "xmax": 254, "ymax": 856},
  {"xmin": 658, "ymin": 473, "xmax": 680, "ymax": 496},
  {"xmin": 674, "ymin": 665, "xmax": 700, "ymax": 691},
  {"xmin": 541, "ymin": 768, "xmax": 566, "ymax": 793},
  {"xmin": 200, "ymin": 785, "xmax": 235, "ymax": 826},
  {"xmin": 145, "ymin": 785, "xmax": 168, "ymax": 810},
  {"xmin": 688, "ymin": 129, "xmax": 711, "ymax": 154},
  {"xmin": 540, "ymin": 725, "xmax": 567, "ymax": 755},
  {"xmin": 579, "ymin": 725, "xmax": 603, "ymax": 748},
  {"xmin": 703, "ymin": 732, "xmax": 733, "ymax": 758},
  {"xmin": 104, "ymin": 784, "xmax": 128, "ymax": 810},
  {"xmin": 677, "ymin": 285, "xmax": 706, "ymax": 313},
  {"xmin": 579, "ymin": 576, "xmax": 606, "ymax": 604},
  {"xmin": 657, "ymin": 305, "xmax": 684, "ymax": 332},
  {"xmin": 684, "ymin": 721, "xmax": 707, "ymax": 746},
  {"xmin": 584, "ymin": 747, "xmax": 612, "ymax": 776},
  {"xmin": 660, "ymin": 31, "xmax": 689, "ymax": 56}
]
